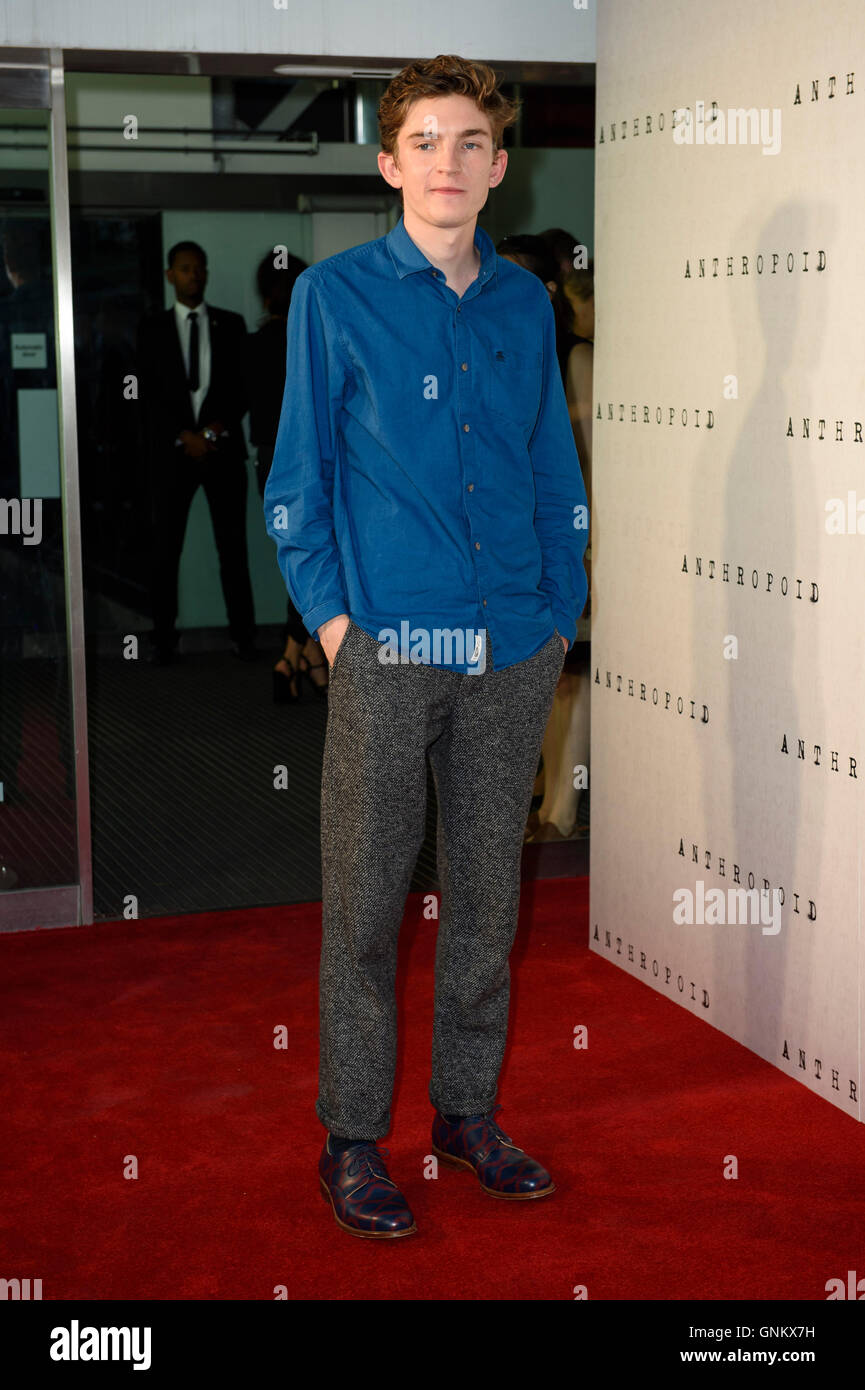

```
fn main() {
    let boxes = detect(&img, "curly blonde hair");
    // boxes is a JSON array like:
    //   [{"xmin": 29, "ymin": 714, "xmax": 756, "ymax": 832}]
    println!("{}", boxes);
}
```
[{"xmin": 378, "ymin": 53, "xmax": 520, "ymax": 164}]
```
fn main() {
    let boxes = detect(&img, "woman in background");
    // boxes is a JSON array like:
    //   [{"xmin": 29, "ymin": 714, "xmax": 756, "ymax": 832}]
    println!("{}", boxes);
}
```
[
  {"xmin": 496, "ymin": 234, "xmax": 592, "ymax": 842},
  {"xmin": 530, "ymin": 262, "xmax": 593, "ymax": 840}
]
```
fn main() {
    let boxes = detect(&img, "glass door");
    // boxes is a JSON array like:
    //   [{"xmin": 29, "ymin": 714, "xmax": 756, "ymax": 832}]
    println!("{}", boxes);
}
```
[{"xmin": 0, "ymin": 56, "xmax": 90, "ymax": 929}]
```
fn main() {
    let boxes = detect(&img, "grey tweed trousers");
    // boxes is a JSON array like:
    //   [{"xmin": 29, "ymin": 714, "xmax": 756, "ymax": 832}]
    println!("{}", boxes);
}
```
[{"xmin": 315, "ymin": 619, "xmax": 566, "ymax": 1139}]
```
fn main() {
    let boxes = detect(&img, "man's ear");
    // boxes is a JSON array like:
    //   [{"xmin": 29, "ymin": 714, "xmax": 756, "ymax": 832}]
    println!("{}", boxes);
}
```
[
  {"xmin": 490, "ymin": 146, "xmax": 507, "ymax": 188},
  {"xmin": 376, "ymin": 148, "xmax": 402, "ymax": 192}
]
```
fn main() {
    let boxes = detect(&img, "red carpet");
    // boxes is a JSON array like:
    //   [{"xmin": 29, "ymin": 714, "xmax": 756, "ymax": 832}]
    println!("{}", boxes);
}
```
[{"xmin": 1, "ymin": 876, "xmax": 864, "ymax": 1300}]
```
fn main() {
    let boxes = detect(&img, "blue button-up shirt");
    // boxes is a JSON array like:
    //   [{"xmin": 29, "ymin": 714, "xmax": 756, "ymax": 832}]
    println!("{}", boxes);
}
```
[{"xmin": 263, "ymin": 212, "xmax": 588, "ymax": 672}]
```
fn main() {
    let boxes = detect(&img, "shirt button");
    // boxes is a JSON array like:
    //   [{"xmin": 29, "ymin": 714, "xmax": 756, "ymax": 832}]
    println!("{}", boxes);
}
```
[
  {"xmin": 467, "ymin": 483, "xmax": 474, "ymax": 491},
  {"xmin": 461, "ymin": 362, "xmax": 468, "ymax": 371},
  {"xmin": 483, "ymin": 598, "xmax": 487, "ymax": 606},
  {"xmin": 463, "ymin": 423, "xmax": 470, "ymax": 432},
  {"xmin": 475, "ymin": 541, "xmax": 481, "ymax": 550}
]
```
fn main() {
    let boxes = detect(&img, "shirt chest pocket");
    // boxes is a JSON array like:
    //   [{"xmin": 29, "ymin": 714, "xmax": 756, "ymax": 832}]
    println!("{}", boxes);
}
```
[{"xmin": 483, "ymin": 347, "xmax": 543, "ymax": 433}]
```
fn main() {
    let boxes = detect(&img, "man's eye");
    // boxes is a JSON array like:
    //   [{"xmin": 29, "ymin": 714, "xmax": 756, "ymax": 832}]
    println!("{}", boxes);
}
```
[{"xmin": 416, "ymin": 142, "xmax": 480, "ymax": 151}]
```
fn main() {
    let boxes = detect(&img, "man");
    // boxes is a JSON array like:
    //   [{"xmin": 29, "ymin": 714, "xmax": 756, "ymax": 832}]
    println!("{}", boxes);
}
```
[
  {"xmin": 138, "ymin": 241, "xmax": 256, "ymax": 663},
  {"xmin": 264, "ymin": 54, "xmax": 588, "ymax": 1239}
]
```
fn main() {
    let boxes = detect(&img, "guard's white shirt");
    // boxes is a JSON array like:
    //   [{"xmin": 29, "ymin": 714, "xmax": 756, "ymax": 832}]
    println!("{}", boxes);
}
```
[{"xmin": 174, "ymin": 299, "xmax": 211, "ymax": 424}]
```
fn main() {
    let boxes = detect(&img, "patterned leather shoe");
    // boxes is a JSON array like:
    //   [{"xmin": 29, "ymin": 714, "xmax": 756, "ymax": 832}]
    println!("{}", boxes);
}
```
[
  {"xmin": 432, "ymin": 1105, "xmax": 556, "ymax": 1200},
  {"xmin": 319, "ymin": 1137, "xmax": 417, "ymax": 1238}
]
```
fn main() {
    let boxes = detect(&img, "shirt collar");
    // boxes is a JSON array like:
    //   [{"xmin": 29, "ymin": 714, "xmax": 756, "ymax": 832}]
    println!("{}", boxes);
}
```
[
  {"xmin": 174, "ymin": 300, "xmax": 207, "ymax": 320},
  {"xmin": 386, "ymin": 212, "xmax": 497, "ymax": 287}
]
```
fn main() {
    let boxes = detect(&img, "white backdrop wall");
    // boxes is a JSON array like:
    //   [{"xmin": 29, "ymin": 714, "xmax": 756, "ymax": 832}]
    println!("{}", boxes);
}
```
[{"xmin": 591, "ymin": 0, "xmax": 865, "ymax": 1121}]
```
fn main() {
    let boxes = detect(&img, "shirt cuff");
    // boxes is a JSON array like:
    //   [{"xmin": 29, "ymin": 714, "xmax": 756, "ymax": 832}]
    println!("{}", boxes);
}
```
[{"xmin": 303, "ymin": 599, "xmax": 350, "ymax": 644}]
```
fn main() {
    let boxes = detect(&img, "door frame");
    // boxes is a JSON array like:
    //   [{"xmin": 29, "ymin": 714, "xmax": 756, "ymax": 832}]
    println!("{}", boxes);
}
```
[{"xmin": 0, "ymin": 48, "xmax": 92, "ymax": 929}]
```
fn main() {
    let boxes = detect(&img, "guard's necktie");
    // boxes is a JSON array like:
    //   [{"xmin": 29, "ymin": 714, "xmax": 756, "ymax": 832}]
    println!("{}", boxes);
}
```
[{"xmin": 187, "ymin": 311, "xmax": 199, "ymax": 392}]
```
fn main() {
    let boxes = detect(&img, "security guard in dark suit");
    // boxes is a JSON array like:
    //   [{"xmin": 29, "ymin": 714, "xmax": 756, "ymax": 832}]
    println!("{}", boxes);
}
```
[{"xmin": 137, "ymin": 240, "xmax": 256, "ymax": 663}]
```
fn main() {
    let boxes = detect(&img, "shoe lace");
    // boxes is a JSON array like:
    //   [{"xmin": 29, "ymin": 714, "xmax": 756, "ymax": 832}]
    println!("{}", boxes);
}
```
[
  {"xmin": 345, "ymin": 1144, "xmax": 394, "ymax": 1188},
  {"xmin": 474, "ymin": 1105, "xmax": 515, "ymax": 1154}
]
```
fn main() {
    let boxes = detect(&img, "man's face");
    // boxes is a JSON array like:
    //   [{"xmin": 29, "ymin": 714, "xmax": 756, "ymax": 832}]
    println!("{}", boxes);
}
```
[
  {"xmin": 378, "ymin": 93, "xmax": 506, "ymax": 229},
  {"xmin": 167, "ymin": 251, "xmax": 207, "ymax": 305}
]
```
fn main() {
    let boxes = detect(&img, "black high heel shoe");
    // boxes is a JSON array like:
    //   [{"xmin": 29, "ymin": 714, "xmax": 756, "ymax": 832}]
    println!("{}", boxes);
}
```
[
  {"xmin": 297, "ymin": 651, "xmax": 329, "ymax": 699},
  {"xmin": 272, "ymin": 658, "xmax": 301, "ymax": 704}
]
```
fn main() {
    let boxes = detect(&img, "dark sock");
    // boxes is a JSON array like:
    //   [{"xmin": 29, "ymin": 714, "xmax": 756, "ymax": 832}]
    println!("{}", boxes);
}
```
[{"xmin": 329, "ymin": 1132, "xmax": 375, "ymax": 1154}]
